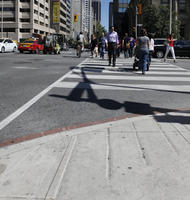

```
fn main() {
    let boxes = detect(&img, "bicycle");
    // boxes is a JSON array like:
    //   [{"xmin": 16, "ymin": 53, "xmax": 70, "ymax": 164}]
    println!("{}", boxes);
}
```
[{"xmin": 76, "ymin": 42, "xmax": 82, "ymax": 57}]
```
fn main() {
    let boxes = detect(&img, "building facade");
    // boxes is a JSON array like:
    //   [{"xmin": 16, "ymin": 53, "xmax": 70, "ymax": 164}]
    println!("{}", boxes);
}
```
[
  {"xmin": 92, "ymin": 0, "xmax": 101, "ymax": 23},
  {"xmin": 112, "ymin": 0, "xmax": 130, "ymax": 37},
  {"xmin": 71, "ymin": 0, "xmax": 95, "ymax": 41},
  {"xmin": 0, "ymin": 0, "xmax": 72, "ymax": 41}
]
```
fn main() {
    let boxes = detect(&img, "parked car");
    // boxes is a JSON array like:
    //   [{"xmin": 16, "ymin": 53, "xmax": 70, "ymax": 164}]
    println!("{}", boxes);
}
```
[
  {"xmin": 153, "ymin": 38, "xmax": 190, "ymax": 58},
  {"xmin": 153, "ymin": 38, "xmax": 167, "ymax": 58},
  {"xmin": 0, "ymin": 38, "xmax": 17, "ymax": 53},
  {"xmin": 18, "ymin": 39, "xmax": 44, "ymax": 53}
]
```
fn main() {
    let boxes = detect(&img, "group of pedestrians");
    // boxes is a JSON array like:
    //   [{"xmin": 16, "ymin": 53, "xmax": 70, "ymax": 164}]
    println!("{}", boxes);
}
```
[{"xmin": 76, "ymin": 26, "xmax": 176, "ymax": 75}]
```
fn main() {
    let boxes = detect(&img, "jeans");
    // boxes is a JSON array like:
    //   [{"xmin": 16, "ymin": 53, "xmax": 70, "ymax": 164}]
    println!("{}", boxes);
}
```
[
  {"xmin": 139, "ymin": 49, "xmax": 149, "ymax": 73},
  {"xmin": 99, "ymin": 46, "xmax": 105, "ymax": 59},
  {"xmin": 148, "ymin": 50, "xmax": 153, "ymax": 64},
  {"xmin": 124, "ymin": 48, "xmax": 129, "ymax": 58}
]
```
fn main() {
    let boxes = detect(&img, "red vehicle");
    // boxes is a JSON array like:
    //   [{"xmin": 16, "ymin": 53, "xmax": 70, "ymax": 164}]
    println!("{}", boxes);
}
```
[{"xmin": 18, "ymin": 39, "xmax": 44, "ymax": 53}]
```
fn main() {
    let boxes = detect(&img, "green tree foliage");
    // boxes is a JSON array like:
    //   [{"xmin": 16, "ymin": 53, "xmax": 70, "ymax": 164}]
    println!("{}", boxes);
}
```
[
  {"xmin": 95, "ymin": 22, "xmax": 107, "ymax": 39},
  {"xmin": 142, "ymin": 5, "xmax": 181, "ymax": 38}
]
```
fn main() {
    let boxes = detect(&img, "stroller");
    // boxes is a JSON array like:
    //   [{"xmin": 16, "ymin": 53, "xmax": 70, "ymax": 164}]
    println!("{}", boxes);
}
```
[{"xmin": 133, "ymin": 46, "xmax": 149, "ymax": 71}]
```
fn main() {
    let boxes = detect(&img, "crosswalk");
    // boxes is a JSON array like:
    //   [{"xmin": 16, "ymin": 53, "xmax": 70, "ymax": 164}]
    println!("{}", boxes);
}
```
[{"xmin": 55, "ymin": 57, "xmax": 190, "ymax": 93}]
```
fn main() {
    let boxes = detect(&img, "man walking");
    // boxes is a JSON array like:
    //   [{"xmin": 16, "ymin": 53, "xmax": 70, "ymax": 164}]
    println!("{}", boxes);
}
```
[{"xmin": 106, "ymin": 26, "xmax": 119, "ymax": 67}]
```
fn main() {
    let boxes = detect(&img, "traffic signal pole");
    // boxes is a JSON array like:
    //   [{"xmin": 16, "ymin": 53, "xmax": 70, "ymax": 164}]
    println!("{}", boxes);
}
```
[
  {"xmin": 169, "ymin": 0, "xmax": 172, "ymax": 34},
  {"xmin": 135, "ymin": 6, "xmax": 137, "ymax": 39}
]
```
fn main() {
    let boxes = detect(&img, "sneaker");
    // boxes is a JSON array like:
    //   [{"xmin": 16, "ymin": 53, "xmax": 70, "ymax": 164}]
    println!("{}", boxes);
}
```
[
  {"xmin": 142, "ymin": 72, "xmax": 145, "ymax": 75},
  {"xmin": 108, "ymin": 63, "xmax": 111, "ymax": 66}
]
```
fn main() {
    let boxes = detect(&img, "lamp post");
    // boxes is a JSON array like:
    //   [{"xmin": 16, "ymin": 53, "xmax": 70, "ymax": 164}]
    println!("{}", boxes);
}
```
[
  {"xmin": 169, "ymin": 0, "xmax": 172, "ymax": 34},
  {"xmin": 1, "ymin": 0, "xmax": 3, "ymax": 38}
]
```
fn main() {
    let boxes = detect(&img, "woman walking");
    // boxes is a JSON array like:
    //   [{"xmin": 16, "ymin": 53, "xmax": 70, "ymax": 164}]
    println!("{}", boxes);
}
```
[
  {"xmin": 147, "ymin": 33, "xmax": 154, "ymax": 70},
  {"xmin": 137, "ymin": 29, "xmax": 149, "ymax": 75},
  {"xmin": 164, "ymin": 32, "xmax": 176, "ymax": 62},
  {"xmin": 90, "ymin": 34, "xmax": 98, "ymax": 58}
]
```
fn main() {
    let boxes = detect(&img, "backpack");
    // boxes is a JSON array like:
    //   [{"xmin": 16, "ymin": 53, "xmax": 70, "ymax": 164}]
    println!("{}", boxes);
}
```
[{"xmin": 76, "ymin": 35, "xmax": 80, "ymax": 41}]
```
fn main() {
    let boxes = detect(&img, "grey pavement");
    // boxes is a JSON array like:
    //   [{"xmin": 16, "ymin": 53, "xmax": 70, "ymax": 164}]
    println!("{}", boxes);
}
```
[{"xmin": 0, "ymin": 110, "xmax": 190, "ymax": 200}]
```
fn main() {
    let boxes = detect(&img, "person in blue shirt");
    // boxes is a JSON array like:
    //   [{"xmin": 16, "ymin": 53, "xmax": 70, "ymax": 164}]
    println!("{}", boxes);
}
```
[
  {"xmin": 99, "ymin": 32, "xmax": 106, "ymax": 59},
  {"xmin": 106, "ymin": 26, "xmax": 119, "ymax": 67}
]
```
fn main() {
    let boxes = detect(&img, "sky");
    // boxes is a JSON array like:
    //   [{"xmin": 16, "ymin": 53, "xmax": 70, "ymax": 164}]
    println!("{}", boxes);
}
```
[{"xmin": 101, "ymin": 0, "xmax": 112, "ymax": 31}]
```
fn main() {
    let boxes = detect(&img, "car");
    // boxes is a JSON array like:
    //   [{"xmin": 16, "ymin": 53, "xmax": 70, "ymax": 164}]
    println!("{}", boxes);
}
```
[
  {"xmin": 153, "ymin": 38, "xmax": 190, "ymax": 58},
  {"xmin": 0, "ymin": 38, "xmax": 17, "ymax": 53},
  {"xmin": 18, "ymin": 39, "xmax": 44, "ymax": 54},
  {"xmin": 153, "ymin": 38, "xmax": 167, "ymax": 58}
]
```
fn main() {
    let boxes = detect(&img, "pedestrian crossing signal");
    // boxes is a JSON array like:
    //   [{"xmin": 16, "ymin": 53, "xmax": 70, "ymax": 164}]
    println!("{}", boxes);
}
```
[
  {"xmin": 137, "ymin": 4, "xmax": 142, "ymax": 15},
  {"xmin": 74, "ymin": 14, "xmax": 78, "ymax": 22}
]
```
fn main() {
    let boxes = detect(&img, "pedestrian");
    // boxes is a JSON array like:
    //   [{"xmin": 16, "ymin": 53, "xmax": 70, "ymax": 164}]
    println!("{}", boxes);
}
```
[
  {"xmin": 128, "ymin": 36, "xmax": 136, "ymax": 58},
  {"xmin": 147, "ymin": 33, "xmax": 154, "ymax": 69},
  {"xmin": 136, "ymin": 28, "xmax": 149, "ymax": 75},
  {"xmin": 106, "ymin": 26, "xmax": 119, "ymax": 67},
  {"xmin": 99, "ymin": 32, "xmax": 106, "ymax": 59},
  {"xmin": 116, "ymin": 38, "xmax": 121, "ymax": 58},
  {"xmin": 164, "ymin": 32, "xmax": 176, "ymax": 62},
  {"xmin": 122, "ymin": 33, "xmax": 130, "ymax": 58},
  {"xmin": 90, "ymin": 34, "xmax": 98, "ymax": 58}
]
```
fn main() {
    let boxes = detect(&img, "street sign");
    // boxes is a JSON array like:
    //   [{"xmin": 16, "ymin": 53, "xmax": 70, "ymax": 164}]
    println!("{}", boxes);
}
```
[{"xmin": 74, "ymin": 14, "xmax": 78, "ymax": 22}]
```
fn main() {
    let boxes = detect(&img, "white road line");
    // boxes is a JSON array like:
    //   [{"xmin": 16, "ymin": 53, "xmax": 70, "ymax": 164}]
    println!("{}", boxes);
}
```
[
  {"xmin": 12, "ymin": 66, "xmax": 39, "ymax": 70},
  {"xmin": 55, "ymin": 81, "xmax": 190, "ymax": 92},
  {"xmin": 67, "ymin": 74, "xmax": 190, "ymax": 82},
  {"xmin": 0, "ymin": 58, "xmax": 88, "ymax": 131},
  {"xmin": 72, "ymin": 68, "xmax": 190, "ymax": 75}
]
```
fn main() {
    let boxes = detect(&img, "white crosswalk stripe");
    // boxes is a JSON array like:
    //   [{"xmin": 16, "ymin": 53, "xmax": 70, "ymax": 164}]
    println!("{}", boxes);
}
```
[{"xmin": 55, "ymin": 57, "xmax": 190, "ymax": 93}]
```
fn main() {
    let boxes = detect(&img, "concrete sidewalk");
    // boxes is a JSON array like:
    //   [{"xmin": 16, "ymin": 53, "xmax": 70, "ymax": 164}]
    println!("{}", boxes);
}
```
[{"xmin": 0, "ymin": 111, "xmax": 190, "ymax": 200}]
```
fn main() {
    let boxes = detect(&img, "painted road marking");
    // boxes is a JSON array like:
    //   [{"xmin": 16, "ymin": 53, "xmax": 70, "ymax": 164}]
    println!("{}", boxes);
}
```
[
  {"xmin": 0, "ymin": 58, "xmax": 88, "ymax": 131},
  {"xmin": 55, "ymin": 81, "xmax": 190, "ymax": 92},
  {"xmin": 67, "ymin": 74, "xmax": 190, "ymax": 82}
]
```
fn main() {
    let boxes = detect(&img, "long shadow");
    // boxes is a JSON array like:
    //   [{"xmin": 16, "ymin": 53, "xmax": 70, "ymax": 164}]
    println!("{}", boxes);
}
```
[
  {"xmin": 154, "ymin": 112, "xmax": 190, "ymax": 125},
  {"xmin": 49, "ymin": 68, "xmax": 179, "ymax": 114}
]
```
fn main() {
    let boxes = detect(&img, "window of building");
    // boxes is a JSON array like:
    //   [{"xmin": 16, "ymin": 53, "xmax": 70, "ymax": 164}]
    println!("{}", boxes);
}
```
[
  {"xmin": 161, "ymin": 0, "xmax": 169, "ymax": 4},
  {"xmin": 34, "ymin": 19, "xmax": 38, "ymax": 24},
  {"xmin": 20, "ymin": 18, "xmax": 30, "ymax": 22},
  {"xmin": 20, "ymin": 8, "xmax": 30, "ymax": 12},
  {"xmin": 3, "ymin": 28, "xmax": 15, "ymax": 32},
  {"xmin": 0, "ymin": 7, "xmax": 15, "ymax": 11},
  {"xmin": 20, "ymin": 28, "xmax": 30, "ymax": 33},
  {"xmin": 2, "ymin": 17, "xmax": 15, "ymax": 22},
  {"xmin": 34, "ymin": 9, "xmax": 38, "ymax": 14},
  {"xmin": 40, "ymin": 3, "xmax": 44, "ymax": 9},
  {"xmin": 40, "ymin": 21, "xmax": 44, "ymax": 26},
  {"xmin": 34, "ymin": 0, "xmax": 38, "ymax": 5},
  {"xmin": 20, "ymin": 0, "xmax": 30, "ymax": 2},
  {"xmin": 40, "ymin": 12, "xmax": 44, "ymax": 17}
]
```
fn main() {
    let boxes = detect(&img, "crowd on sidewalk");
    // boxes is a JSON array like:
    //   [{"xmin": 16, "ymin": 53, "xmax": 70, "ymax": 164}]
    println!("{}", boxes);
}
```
[{"xmin": 75, "ymin": 26, "xmax": 177, "ymax": 75}]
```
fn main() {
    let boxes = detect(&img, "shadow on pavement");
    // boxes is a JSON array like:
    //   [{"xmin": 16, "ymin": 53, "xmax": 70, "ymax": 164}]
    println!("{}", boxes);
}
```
[
  {"xmin": 49, "ymin": 68, "xmax": 179, "ymax": 115},
  {"xmin": 154, "ymin": 113, "xmax": 190, "ymax": 125}
]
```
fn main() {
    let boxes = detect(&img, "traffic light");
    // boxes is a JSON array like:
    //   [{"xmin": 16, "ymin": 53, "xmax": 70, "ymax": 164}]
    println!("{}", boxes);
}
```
[
  {"xmin": 74, "ymin": 14, "xmax": 78, "ymax": 22},
  {"xmin": 137, "ymin": 4, "xmax": 142, "ymax": 15}
]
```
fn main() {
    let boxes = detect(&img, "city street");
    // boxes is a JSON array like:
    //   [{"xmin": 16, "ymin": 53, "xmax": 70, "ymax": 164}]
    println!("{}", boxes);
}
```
[{"xmin": 0, "ymin": 50, "xmax": 190, "ymax": 145}]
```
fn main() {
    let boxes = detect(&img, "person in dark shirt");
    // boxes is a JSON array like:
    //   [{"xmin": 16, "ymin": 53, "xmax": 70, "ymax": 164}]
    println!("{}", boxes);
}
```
[{"xmin": 91, "ymin": 34, "xmax": 98, "ymax": 57}]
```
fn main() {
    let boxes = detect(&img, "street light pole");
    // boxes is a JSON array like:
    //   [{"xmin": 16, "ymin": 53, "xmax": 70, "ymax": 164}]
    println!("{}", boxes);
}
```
[
  {"xmin": 1, "ymin": 0, "xmax": 3, "ymax": 38},
  {"xmin": 169, "ymin": 0, "xmax": 172, "ymax": 34},
  {"xmin": 135, "ymin": 6, "xmax": 137, "ymax": 39}
]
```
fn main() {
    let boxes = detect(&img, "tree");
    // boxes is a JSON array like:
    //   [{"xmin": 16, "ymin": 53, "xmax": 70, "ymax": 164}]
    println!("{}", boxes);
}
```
[
  {"xmin": 142, "ymin": 5, "xmax": 181, "ymax": 38},
  {"xmin": 95, "ymin": 22, "xmax": 107, "ymax": 39}
]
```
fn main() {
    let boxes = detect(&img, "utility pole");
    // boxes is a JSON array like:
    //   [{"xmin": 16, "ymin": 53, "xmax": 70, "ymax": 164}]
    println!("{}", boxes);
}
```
[
  {"xmin": 1, "ymin": 0, "xmax": 3, "ymax": 38},
  {"xmin": 135, "ymin": 6, "xmax": 137, "ymax": 39},
  {"xmin": 169, "ymin": 0, "xmax": 172, "ymax": 34}
]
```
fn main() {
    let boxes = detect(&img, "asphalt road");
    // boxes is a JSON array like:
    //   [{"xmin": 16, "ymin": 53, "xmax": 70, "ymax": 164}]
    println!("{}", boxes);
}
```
[{"xmin": 0, "ymin": 50, "xmax": 190, "ymax": 144}]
